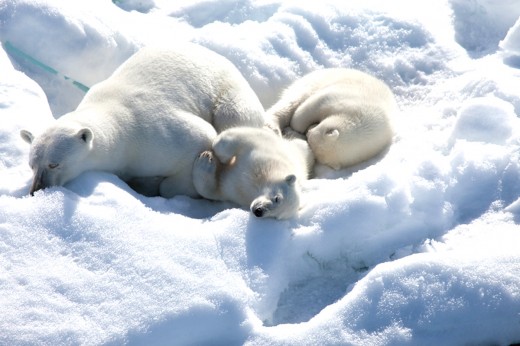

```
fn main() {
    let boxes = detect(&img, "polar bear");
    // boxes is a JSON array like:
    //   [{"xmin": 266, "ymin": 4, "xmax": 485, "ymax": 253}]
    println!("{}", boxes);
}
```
[
  {"xmin": 20, "ymin": 44, "xmax": 267, "ymax": 197},
  {"xmin": 192, "ymin": 127, "xmax": 314, "ymax": 219},
  {"xmin": 267, "ymin": 68, "xmax": 396, "ymax": 170}
]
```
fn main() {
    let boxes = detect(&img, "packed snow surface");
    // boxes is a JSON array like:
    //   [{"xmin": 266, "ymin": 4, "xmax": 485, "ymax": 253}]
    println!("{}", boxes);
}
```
[{"xmin": 1, "ymin": 0, "xmax": 520, "ymax": 344}]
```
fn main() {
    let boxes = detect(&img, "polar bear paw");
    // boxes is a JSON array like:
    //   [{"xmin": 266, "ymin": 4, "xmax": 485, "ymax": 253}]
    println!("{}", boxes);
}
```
[
  {"xmin": 193, "ymin": 150, "xmax": 220, "ymax": 199},
  {"xmin": 194, "ymin": 150, "xmax": 217, "ymax": 174}
]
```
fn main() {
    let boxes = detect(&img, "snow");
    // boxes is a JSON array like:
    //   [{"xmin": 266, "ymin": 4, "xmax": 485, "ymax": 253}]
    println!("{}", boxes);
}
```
[
  {"xmin": 451, "ymin": 0, "xmax": 520, "ymax": 57},
  {"xmin": 1, "ymin": 0, "xmax": 520, "ymax": 344}
]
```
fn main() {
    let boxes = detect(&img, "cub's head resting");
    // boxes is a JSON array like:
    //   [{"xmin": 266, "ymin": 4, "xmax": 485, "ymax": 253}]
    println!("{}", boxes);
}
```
[
  {"xmin": 250, "ymin": 174, "xmax": 301, "ymax": 220},
  {"xmin": 20, "ymin": 126, "xmax": 94, "ymax": 195}
]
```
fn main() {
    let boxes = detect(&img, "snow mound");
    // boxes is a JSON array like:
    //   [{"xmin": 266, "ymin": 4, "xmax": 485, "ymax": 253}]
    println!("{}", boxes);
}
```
[
  {"xmin": 501, "ymin": 16, "xmax": 520, "ymax": 68},
  {"xmin": 450, "ymin": 0, "xmax": 520, "ymax": 57},
  {"xmin": 450, "ymin": 96, "xmax": 519, "ymax": 144}
]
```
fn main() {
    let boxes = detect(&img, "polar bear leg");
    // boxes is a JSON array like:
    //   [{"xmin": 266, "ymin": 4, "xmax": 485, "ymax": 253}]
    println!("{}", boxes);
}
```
[
  {"xmin": 268, "ymin": 83, "xmax": 312, "ymax": 131},
  {"xmin": 192, "ymin": 151, "xmax": 222, "ymax": 200},
  {"xmin": 290, "ymin": 87, "xmax": 345, "ymax": 133},
  {"xmin": 268, "ymin": 101, "xmax": 298, "ymax": 132},
  {"xmin": 159, "ymin": 171, "xmax": 199, "ymax": 199}
]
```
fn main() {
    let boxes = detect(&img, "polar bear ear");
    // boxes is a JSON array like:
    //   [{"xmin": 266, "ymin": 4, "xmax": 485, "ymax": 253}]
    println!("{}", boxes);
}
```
[
  {"xmin": 325, "ymin": 128, "xmax": 340, "ymax": 138},
  {"xmin": 20, "ymin": 129, "xmax": 34, "ymax": 144},
  {"xmin": 77, "ymin": 128, "xmax": 93, "ymax": 143},
  {"xmin": 285, "ymin": 174, "xmax": 296, "ymax": 186}
]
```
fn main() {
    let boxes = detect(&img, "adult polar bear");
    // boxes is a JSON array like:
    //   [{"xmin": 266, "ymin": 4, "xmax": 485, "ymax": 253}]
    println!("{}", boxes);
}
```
[
  {"xmin": 20, "ymin": 43, "xmax": 266, "ymax": 197},
  {"xmin": 193, "ymin": 127, "xmax": 314, "ymax": 219},
  {"xmin": 268, "ymin": 68, "xmax": 396, "ymax": 170}
]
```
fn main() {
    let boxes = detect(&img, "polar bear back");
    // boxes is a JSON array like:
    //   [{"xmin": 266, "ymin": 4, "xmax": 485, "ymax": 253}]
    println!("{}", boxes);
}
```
[{"xmin": 80, "ymin": 44, "xmax": 266, "ymax": 132}]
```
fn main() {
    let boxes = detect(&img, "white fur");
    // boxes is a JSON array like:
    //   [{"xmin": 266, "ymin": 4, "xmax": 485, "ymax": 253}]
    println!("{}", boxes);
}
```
[
  {"xmin": 267, "ymin": 68, "xmax": 396, "ymax": 170},
  {"xmin": 20, "ymin": 44, "xmax": 266, "ymax": 197},
  {"xmin": 192, "ymin": 127, "xmax": 314, "ymax": 219}
]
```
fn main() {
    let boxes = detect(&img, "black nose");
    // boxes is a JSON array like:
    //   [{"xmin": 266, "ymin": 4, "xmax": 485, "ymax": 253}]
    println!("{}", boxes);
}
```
[{"xmin": 253, "ymin": 207, "xmax": 264, "ymax": 217}]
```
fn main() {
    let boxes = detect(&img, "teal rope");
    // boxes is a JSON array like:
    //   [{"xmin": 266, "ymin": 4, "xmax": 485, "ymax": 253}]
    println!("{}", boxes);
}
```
[{"xmin": 3, "ymin": 41, "xmax": 90, "ymax": 93}]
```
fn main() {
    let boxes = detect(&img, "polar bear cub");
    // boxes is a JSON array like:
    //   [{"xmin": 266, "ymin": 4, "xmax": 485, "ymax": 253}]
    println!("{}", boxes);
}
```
[
  {"xmin": 20, "ymin": 44, "xmax": 266, "ymax": 197},
  {"xmin": 192, "ymin": 127, "xmax": 314, "ymax": 219},
  {"xmin": 268, "ymin": 68, "xmax": 396, "ymax": 170}
]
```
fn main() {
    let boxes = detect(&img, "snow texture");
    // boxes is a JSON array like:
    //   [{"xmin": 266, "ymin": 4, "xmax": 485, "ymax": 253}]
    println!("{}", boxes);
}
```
[{"xmin": 1, "ymin": 0, "xmax": 520, "ymax": 345}]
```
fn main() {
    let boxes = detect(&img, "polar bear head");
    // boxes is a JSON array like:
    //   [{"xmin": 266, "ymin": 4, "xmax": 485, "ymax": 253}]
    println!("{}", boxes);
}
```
[
  {"xmin": 250, "ymin": 174, "xmax": 301, "ymax": 219},
  {"xmin": 20, "ymin": 125, "xmax": 93, "ymax": 195}
]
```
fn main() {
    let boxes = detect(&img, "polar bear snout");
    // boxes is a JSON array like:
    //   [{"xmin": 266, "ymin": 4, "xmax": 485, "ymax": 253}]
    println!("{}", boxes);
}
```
[
  {"xmin": 253, "ymin": 207, "xmax": 265, "ymax": 217},
  {"xmin": 253, "ymin": 208, "xmax": 265, "ymax": 217},
  {"xmin": 29, "ymin": 167, "xmax": 57, "ymax": 196},
  {"xmin": 251, "ymin": 199, "xmax": 270, "ymax": 218},
  {"xmin": 29, "ymin": 168, "xmax": 46, "ymax": 196}
]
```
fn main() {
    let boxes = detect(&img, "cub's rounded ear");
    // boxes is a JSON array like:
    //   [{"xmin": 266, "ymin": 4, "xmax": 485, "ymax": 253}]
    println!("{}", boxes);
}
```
[
  {"xmin": 325, "ymin": 128, "xmax": 340, "ymax": 138},
  {"xmin": 20, "ymin": 129, "xmax": 34, "ymax": 144},
  {"xmin": 285, "ymin": 174, "xmax": 296, "ymax": 186},
  {"xmin": 77, "ymin": 128, "xmax": 93, "ymax": 143}
]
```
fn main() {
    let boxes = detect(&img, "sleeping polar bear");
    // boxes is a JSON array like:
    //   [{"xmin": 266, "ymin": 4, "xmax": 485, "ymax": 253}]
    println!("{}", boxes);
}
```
[
  {"xmin": 192, "ymin": 127, "xmax": 314, "ymax": 219},
  {"xmin": 268, "ymin": 68, "xmax": 396, "ymax": 170},
  {"xmin": 20, "ymin": 43, "xmax": 266, "ymax": 197}
]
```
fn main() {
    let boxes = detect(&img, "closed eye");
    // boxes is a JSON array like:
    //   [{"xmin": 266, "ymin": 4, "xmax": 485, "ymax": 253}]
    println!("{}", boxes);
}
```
[
  {"xmin": 48, "ymin": 163, "xmax": 59, "ymax": 169},
  {"xmin": 274, "ymin": 195, "xmax": 282, "ymax": 203}
]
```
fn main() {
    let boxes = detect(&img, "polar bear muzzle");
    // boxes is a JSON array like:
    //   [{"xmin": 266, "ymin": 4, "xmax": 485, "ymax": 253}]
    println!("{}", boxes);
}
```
[
  {"xmin": 252, "ymin": 206, "xmax": 266, "ymax": 217},
  {"xmin": 29, "ymin": 166, "xmax": 58, "ymax": 196},
  {"xmin": 29, "ymin": 168, "xmax": 46, "ymax": 196},
  {"xmin": 251, "ymin": 198, "xmax": 271, "ymax": 218},
  {"xmin": 249, "ymin": 175, "xmax": 299, "ymax": 219}
]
